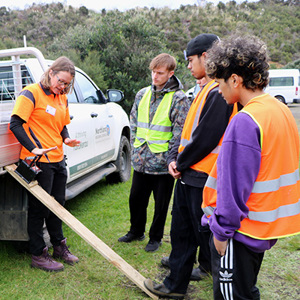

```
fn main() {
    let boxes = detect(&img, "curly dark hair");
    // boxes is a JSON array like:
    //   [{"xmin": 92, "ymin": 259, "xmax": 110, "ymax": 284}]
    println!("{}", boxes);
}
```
[{"xmin": 205, "ymin": 35, "xmax": 270, "ymax": 90}]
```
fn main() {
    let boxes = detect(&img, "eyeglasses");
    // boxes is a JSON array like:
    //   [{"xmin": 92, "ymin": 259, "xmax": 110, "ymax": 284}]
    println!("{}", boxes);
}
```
[{"xmin": 56, "ymin": 75, "xmax": 71, "ymax": 88}]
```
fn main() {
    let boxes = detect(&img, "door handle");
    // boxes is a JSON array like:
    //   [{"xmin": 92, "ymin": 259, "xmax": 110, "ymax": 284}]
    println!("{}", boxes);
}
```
[{"xmin": 91, "ymin": 112, "xmax": 98, "ymax": 118}]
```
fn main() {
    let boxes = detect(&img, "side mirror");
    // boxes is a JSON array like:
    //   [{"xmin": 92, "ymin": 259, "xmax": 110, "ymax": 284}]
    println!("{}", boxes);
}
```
[{"xmin": 107, "ymin": 89, "xmax": 124, "ymax": 102}]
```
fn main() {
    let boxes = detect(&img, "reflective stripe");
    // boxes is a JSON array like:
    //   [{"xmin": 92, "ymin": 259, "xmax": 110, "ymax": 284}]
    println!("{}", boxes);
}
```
[
  {"xmin": 136, "ymin": 121, "xmax": 149, "ymax": 129},
  {"xmin": 180, "ymin": 80, "xmax": 217, "ymax": 148},
  {"xmin": 136, "ymin": 122, "xmax": 172, "ymax": 132},
  {"xmin": 203, "ymin": 200, "xmax": 300, "ymax": 222},
  {"xmin": 151, "ymin": 124, "xmax": 172, "ymax": 132},
  {"xmin": 180, "ymin": 138, "xmax": 189, "ymax": 147},
  {"xmin": 203, "ymin": 206, "xmax": 215, "ymax": 216},
  {"xmin": 205, "ymin": 175, "xmax": 217, "ymax": 189},
  {"xmin": 211, "ymin": 145, "xmax": 221, "ymax": 154},
  {"xmin": 248, "ymin": 199, "xmax": 300, "ymax": 222},
  {"xmin": 252, "ymin": 169, "xmax": 299, "ymax": 193},
  {"xmin": 136, "ymin": 136, "xmax": 145, "ymax": 143},
  {"xmin": 206, "ymin": 169, "xmax": 299, "ymax": 194},
  {"xmin": 147, "ymin": 139, "xmax": 169, "ymax": 145}
]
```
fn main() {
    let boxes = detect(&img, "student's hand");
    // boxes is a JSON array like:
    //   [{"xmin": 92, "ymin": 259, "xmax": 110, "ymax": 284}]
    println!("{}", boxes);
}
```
[
  {"xmin": 31, "ymin": 147, "xmax": 57, "ymax": 156},
  {"xmin": 168, "ymin": 161, "xmax": 181, "ymax": 179},
  {"xmin": 213, "ymin": 236, "xmax": 228, "ymax": 257},
  {"xmin": 64, "ymin": 138, "xmax": 80, "ymax": 147}
]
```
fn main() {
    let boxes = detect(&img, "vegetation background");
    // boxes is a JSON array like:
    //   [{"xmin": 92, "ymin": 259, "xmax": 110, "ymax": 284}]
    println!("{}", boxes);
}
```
[{"xmin": 0, "ymin": 0, "xmax": 299, "ymax": 113}]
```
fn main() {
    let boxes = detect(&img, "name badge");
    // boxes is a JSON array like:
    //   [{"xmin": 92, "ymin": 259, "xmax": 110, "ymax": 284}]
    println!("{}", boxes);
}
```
[{"xmin": 46, "ymin": 105, "xmax": 56, "ymax": 116}]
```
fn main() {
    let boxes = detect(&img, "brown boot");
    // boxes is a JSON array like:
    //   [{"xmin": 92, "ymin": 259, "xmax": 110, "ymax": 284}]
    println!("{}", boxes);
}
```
[
  {"xmin": 31, "ymin": 247, "xmax": 64, "ymax": 272},
  {"xmin": 53, "ymin": 238, "xmax": 79, "ymax": 265}
]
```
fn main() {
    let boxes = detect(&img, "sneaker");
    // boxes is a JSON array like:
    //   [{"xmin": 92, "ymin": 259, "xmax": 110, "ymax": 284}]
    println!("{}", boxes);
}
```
[
  {"xmin": 145, "ymin": 240, "xmax": 162, "ymax": 252},
  {"xmin": 53, "ymin": 238, "xmax": 79, "ymax": 265},
  {"xmin": 31, "ymin": 247, "xmax": 64, "ymax": 272},
  {"xmin": 118, "ymin": 232, "xmax": 145, "ymax": 243}
]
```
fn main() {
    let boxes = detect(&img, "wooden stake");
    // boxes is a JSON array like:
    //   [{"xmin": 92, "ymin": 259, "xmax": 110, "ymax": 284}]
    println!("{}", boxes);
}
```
[{"xmin": 5, "ymin": 164, "xmax": 158, "ymax": 300}]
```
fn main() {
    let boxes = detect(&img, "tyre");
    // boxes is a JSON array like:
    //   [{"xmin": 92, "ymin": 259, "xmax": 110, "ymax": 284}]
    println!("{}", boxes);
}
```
[
  {"xmin": 106, "ymin": 135, "xmax": 131, "ymax": 184},
  {"xmin": 275, "ymin": 95, "xmax": 286, "ymax": 104}
]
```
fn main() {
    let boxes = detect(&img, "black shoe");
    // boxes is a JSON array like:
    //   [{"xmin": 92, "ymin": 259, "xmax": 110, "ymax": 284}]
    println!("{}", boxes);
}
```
[
  {"xmin": 161, "ymin": 257, "xmax": 208, "ymax": 281},
  {"xmin": 190, "ymin": 267, "xmax": 209, "ymax": 281},
  {"xmin": 144, "ymin": 279, "xmax": 185, "ymax": 299},
  {"xmin": 161, "ymin": 256, "xmax": 170, "ymax": 268},
  {"xmin": 118, "ymin": 232, "xmax": 145, "ymax": 243},
  {"xmin": 144, "ymin": 240, "xmax": 162, "ymax": 252}
]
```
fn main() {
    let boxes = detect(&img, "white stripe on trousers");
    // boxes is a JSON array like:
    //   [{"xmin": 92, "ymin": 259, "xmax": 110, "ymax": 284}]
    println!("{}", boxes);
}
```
[{"xmin": 220, "ymin": 238, "xmax": 234, "ymax": 300}]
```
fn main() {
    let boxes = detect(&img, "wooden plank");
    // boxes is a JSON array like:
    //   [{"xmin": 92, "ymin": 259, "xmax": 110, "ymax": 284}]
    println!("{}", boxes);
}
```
[{"xmin": 5, "ymin": 164, "xmax": 158, "ymax": 299}]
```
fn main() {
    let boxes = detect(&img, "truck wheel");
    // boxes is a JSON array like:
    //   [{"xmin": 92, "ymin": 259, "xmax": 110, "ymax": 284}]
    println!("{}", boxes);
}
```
[
  {"xmin": 275, "ymin": 96, "xmax": 286, "ymax": 104},
  {"xmin": 106, "ymin": 135, "xmax": 131, "ymax": 184}
]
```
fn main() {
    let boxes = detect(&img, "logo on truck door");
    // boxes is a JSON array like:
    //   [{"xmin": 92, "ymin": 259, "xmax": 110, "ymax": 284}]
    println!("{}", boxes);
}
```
[{"xmin": 95, "ymin": 125, "xmax": 110, "ymax": 141}]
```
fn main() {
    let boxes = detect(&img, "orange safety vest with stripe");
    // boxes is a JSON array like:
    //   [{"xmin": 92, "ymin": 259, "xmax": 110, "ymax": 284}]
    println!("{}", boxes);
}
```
[
  {"xmin": 133, "ymin": 86, "xmax": 174, "ymax": 153},
  {"xmin": 178, "ymin": 80, "xmax": 238, "ymax": 174},
  {"xmin": 202, "ymin": 94, "xmax": 300, "ymax": 240}
]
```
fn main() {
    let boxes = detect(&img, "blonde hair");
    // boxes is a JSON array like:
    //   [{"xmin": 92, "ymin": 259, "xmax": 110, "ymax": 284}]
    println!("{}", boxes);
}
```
[
  {"xmin": 41, "ymin": 56, "xmax": 75, "ymax": 94},
  {"xmin": 149, "ymin": 53, "xmax": 176, "ymax": 72}
]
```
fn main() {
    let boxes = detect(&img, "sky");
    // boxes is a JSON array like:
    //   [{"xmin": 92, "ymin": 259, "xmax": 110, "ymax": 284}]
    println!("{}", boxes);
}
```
[{"xmin": 1, "ymin": 0, "xmax": 245, "ymax": 12}]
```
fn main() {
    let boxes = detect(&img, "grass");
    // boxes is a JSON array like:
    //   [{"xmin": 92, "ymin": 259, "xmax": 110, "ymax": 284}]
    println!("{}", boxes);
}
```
[{"xmin": 0, "ymin": 173, "xmax": 299, "ymax": 299}]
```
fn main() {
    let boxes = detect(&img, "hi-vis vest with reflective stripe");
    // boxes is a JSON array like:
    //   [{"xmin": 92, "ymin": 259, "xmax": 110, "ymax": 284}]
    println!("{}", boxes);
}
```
[
  {"xmin": 133, "ymin": 86, "xmax": 174, "ymax": 153},
  {"xmin": 178, "ymin": 80, "xmax": 238, "ymax": 175},
  {"xmin": 203, "ymin": 94, "xmax": 300, "ymax": 240}
]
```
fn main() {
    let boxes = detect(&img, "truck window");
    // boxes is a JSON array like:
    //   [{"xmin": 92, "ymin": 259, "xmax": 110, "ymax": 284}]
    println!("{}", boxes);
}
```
[
  {"xmin": 269, "ymin": 77, "xmax": 294, "ymax": 87},
  {"xmin": 0, "ymin": 65, "xmax": 33, "ymax": 101},
  {"xmin": 75, "ymin": 71, "xmax": 99, "ymax": 103},
  {"xmin": 67, "ymin": 88, "xmax": 79, "ymax": 103}
]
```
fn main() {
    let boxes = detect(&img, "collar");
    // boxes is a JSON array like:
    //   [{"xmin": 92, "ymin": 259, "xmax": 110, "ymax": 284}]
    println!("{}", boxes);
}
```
[{"xmin": 39, "ymin": 82, "xmax": 53, "ymax": 96}]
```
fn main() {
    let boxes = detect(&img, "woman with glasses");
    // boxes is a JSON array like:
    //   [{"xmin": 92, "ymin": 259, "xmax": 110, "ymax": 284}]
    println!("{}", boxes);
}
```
[{"xmin": 10, "ymin": 56, "xmax": 80, "ymax": 272}]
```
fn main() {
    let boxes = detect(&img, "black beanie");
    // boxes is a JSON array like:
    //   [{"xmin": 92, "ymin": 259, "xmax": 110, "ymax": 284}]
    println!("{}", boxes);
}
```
[{"xmin": 185, "ymin": 34, "xmax": 219, "ymax": 58}]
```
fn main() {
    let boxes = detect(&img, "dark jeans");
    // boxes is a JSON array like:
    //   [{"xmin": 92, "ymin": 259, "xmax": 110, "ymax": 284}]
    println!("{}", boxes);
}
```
[
  {"xmin": 28, "ymin": 160, "xmax": 67, "ymax": 256},
  {"xmin": 210, "ymin": 237, "xmax": 264, "ymax": 300},
  {"xmin": 164, "ymin": 179, "xmax": 211, "ymax": 294},
  {"xmin": 129, "ymin": 170, "xmax": 174, "ymax": 241}
]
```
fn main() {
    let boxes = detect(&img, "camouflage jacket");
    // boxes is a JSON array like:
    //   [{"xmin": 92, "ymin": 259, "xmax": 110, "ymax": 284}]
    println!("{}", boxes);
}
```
[{"xmin": 130, "ymin": 75, "xmax": 190, "ymax": 174}]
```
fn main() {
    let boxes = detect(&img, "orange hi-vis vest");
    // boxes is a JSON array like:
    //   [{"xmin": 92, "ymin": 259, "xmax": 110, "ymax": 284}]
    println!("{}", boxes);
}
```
[
  {"xmin": 202, "ymin": 94, "xmax": 300, "ymax": 240},
  {"xmin": 178, "ymin": 80, "xmax": 238, "ymax": 175}
]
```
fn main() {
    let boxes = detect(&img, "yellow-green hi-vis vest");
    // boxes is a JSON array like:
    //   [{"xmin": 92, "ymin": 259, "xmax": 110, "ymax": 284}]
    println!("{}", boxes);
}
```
[{"xmin": 133, "ymin": 86, "xmax": 175, "ymax": 153}]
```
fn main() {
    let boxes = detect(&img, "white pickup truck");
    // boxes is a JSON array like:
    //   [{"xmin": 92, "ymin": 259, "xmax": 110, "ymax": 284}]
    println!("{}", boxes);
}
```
[{"xmin": 0, "ymin": 47, "xmax": 131, "ymax": 241}]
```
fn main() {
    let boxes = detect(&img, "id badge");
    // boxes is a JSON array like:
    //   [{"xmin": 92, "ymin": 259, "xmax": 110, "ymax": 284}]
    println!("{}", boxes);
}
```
[{"xmin": 46, "ymin": 105, "xmax": 56, "ymax": 116}]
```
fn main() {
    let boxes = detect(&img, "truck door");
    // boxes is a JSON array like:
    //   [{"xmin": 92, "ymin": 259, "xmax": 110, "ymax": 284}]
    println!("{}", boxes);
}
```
[{"xmin": 64, "ymin": 71, "xmax": 115, "ymax": 180}]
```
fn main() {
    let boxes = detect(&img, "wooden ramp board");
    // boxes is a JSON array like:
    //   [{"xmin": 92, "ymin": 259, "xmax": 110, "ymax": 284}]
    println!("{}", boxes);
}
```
[{"xmin": 5, "ymin": 164, "xmax": 158, "ymax": 300}]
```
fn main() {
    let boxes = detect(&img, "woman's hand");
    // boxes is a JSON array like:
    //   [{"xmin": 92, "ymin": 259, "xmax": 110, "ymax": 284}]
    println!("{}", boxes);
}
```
[
  {"xmin": 31, "ymin": 147, "xmax": 57, "ymax": 156},
  {"xmin": 64, "ymin": 138, "xmax": 80, "ymax": 147}
]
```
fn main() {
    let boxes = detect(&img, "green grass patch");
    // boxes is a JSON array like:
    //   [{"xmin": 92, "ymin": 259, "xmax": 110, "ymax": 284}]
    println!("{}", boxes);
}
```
[{"xmin": 0, "ymin": 174, "xmax": 299, "ymax": 299}]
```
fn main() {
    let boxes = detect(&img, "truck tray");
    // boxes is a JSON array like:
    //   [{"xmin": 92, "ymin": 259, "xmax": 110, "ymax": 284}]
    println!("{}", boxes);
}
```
[{"xmin": 0, "ymin": 122, "xmax": 20, "ymax": 167}]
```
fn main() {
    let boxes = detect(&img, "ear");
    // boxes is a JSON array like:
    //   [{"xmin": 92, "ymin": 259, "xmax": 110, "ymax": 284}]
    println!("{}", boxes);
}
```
[
  {"xmin": 169, "ymin": 70, "xmax": 174, "ymax": 78},
  {"xmin": 231, "ymin": 74, "xmax": 242, "ymax": 87}
]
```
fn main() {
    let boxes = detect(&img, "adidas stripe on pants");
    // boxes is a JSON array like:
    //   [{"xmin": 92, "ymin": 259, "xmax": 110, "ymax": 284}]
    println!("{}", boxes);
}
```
[{"xmin": 210, "ymin": 236, "xmax": 264, "ymax": 300}]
